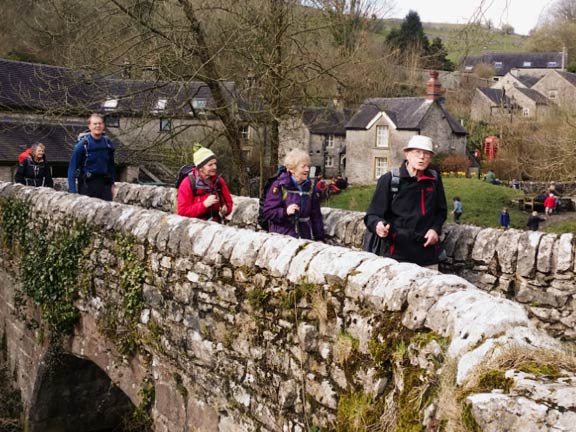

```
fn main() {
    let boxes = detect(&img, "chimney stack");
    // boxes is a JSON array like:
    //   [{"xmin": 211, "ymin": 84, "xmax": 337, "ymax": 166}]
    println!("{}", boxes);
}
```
[{"xmin": 426, "ymin": 70, "xmax": 442, "ymax": 102}]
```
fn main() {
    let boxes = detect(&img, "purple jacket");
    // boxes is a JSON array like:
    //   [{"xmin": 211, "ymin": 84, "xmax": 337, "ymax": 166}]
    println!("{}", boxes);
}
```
[{"xmin": 262, "ymin": 172, "xmax": 325, "ymax": 241}]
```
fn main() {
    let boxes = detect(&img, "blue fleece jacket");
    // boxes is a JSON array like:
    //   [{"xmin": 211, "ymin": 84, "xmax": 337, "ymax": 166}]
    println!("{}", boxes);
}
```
[{"xmin": 67, "ymin": 135, "xmax": 115, "ymax": 193}]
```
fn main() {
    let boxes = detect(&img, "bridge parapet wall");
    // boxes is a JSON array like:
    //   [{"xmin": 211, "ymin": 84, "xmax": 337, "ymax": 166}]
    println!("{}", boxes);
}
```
[
  {"xmin": 1, "ymin": 181, "xmax": 572, "ymax": 431},
  {"xmin": 105, "ymin": 181, "xmax": 576, "ymax": 341}
]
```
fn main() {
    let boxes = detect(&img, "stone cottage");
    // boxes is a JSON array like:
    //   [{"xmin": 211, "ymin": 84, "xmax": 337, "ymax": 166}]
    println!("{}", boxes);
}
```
[{"xmin": 344, "ymin": 71, "xmax": 467, "ymax": 185}]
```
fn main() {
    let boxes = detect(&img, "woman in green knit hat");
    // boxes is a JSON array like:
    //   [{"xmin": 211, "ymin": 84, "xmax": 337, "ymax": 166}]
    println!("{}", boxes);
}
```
[{"xmin": 176, "ymin": 143, "xmax": 233, "ymax": 223}]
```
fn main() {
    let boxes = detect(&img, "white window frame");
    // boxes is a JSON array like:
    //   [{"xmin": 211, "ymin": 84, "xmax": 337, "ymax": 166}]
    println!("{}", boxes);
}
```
[
  {"xmin": 102, "ymin": 97, "xmax": 118, "ymax": 111},
  {"xmin": 548, "ymin": 90, "xmax": 558, "ymax": 100},
  {"xmin": 154, "ymin": 98, "xmax": 168, "ymax": 112},
  {"xmin": 376, "ymin": 125, "xmax": 389, "ymax": 148},
  {"xmin": 239, "ymin": 125, "xmax": 250, "ymax": 139},
  {"xmin": 192, "ymin": 98, "xmax": 207, "ymax": 109},
  {"xmin": 522, "ymin": 61, "xmax": 531, "ymax": 67},
  {"xmin": 374, "ymin": 157, "xmax": 388, "ymax": 179},
  {"xmin": 494, "ymin": 61, "xmax": 503, "ymax": 68},
  {"xmin": 325, "ymin": 155, "xmax": 334, "ymax": 168},
  {"xmin": 326, "ymin": 135, "xmax": 335, "ymax": 148},
  {"xmin": 547, "ymin": 61, "xmax": 558, "ymax": 68},
  {"xmin": 522, "ymin": 107, "xmax": 530, "ymax": 117},
  {"xmin": 159, "ymin": 118, "xmax": 172, "ymax": 132}
]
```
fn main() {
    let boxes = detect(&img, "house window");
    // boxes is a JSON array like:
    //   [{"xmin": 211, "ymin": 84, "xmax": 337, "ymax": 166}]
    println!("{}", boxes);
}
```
[
  {"xmin": 374, "ymin": 157, "xmax": 388, "ymax": 179},
  {"xmin": 160, "ymin": 118, "xmax": 172, "ymax": 132},
  {"xmin": 464, "ymin": 65, "xmax": 473, "ymax": 71},
  {"xmin": 192, "ymin": 98, "xmax": 207, "ymax": 109},
  {"xmin": 548, "ymin": 90, "xmax": 558, "ymax": 100},
  {"xmin": 154, "ymin": 98, "xmax": 168, "ymax": 112},
  {"xmin": 522, "ymin": 61, "xmax": 531, "ymax": 67},
  {"xmin": 494, "ymin": 61, "xmax": 503, "ymax": 68},
  {"xmin": 105, "ymin": 114, "xmax": 120, "ymax": 128},
  {"xmin": 326, "ymin": 135, "xmax": 334, "ymax": 148},
  {"xmin": 239, "ymin": 125, "xmax": 250, "ymax": 140},
  {"xmin": 547, "ymin": 61, "xmax": 558, "ymax": 68},
  {"xmin": 325, "ymin": 155, "xmax": 334, "ymax": 168},
  {"xmin": 102, "ymin": 97, "xmax": 118, "ymax": 111},
  {"xmin": 376, "ymin": 125, "xmax": 389, "ymax": 148},
  {"xmin": 522, "ymin": 108, "xmax": 530, "ymax": 117}
]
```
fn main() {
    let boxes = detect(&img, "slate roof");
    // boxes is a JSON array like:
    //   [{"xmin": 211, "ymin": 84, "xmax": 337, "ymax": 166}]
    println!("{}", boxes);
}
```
[
  {"xmin": 477, "ymin": 88, "xmax": 515, "ymax": 106},
  {"xmin": 516, "ymin": 74, "xmax": 542, "ymax": 88},
  {"xmin": 346, "ymin": 97, "xmax": 466, "ymax": 135},
  {"xmin": 462, "ymin": 52, "xmax": 564, "ymax": 76},
  {"xmin": 514, "ymin": 88, "xmax": 548, "ymax": 105},
  {"xmin": 0, "ymin": 117, "xmax": 130, "ymax": 164},
  {"xmin": 301, "ymin": 107, "xmax": 353, "ymax": 136},
  {"xmin": 0, "ymin": 58, "xmax": 236, "ymax": 116},
  {"xmin": 556, "ymin": 70, "xmax": 576, "ymax": 87}
]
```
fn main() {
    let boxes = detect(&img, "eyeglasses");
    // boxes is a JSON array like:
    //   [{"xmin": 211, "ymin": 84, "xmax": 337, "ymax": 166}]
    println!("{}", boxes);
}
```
[{"xmin": 409, "ymin": 149, "xmax": 432, "ymax": 158}]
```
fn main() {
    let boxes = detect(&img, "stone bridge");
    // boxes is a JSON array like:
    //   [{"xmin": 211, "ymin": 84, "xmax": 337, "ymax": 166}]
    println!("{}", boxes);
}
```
[{"xmin": 0, "ymin": 181, "xmax": 575, "ymax": 431}]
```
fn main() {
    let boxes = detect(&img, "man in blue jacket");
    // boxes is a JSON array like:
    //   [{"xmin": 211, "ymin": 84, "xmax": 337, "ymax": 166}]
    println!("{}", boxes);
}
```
[{"xmin": 68, "ymin": 113, "xmax": 116, "ymax": 201}]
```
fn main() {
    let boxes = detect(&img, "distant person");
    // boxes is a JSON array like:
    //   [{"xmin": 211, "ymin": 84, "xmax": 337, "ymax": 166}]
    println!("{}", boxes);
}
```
[
  {"xmin": 499, "ymin": 207, "xmax": 510, "ymax": 229},
  {"xmin": 452, "ymin": 196, "xmax": 463, "ymax": 224},
  {"xmin": 511, "ymin": 178, "xmax": 520, "ymax": 190},
  {"xmin": 484, "ymin": 169, "xmax": 500, "ymax": 185},
  {"xmin": 527, "ymin": 211, "xmax": 546, "ymax": 231},
  {"xmin": 261, "ymin": 148, "xmax": 324, "ymax": 241},
  {"xmin": 18, "ymin": 143, "xmax": 33, "ymax": 164},
  {"xmin": 15, "ymin": 143, "xmax": 53, "ymax": 188},
  {"xmin": 335, "ymin": 174, "xmax": 348, "ymax": 190},
  {"xmin": 177, "ymin": 143, "xmax": 233, "ymax": 223},
  {"xmin": 544, "ymin": 193, "xmax": 556, "ymax": 216},
  {"xmin": 364, "ymin": 135, "xmax": 447, "ymax": 268},
  {"xmin": 68, "ymin": 113, "xmax": 116, "ymax": 201}
]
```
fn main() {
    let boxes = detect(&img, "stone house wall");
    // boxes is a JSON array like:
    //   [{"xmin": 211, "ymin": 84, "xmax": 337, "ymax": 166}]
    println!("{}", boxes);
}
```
[{"xmin": 532, "ymin": 72, "xmax": 576, "ymax": 111}]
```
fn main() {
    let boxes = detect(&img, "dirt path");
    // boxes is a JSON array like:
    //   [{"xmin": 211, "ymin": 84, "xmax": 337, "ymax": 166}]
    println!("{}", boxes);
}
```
[{"xmin": 540, "ymin": 211, "xmax": 576, "ymax": 229}]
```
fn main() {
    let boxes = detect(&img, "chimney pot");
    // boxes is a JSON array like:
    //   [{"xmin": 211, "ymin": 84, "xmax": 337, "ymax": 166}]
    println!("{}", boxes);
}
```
[{"xmin": 426, "ymin": 70, "xmax": 442, "ymax": 101}]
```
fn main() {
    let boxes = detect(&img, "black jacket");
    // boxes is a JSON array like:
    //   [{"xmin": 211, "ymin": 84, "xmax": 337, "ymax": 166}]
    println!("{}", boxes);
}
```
[
  {"xmin": 364, "ymin": 161, "xmax": 447, "ymax": 266},
  {"xmin": 15, "ymin": 156, "xmax": 54, "ymax": 188}
]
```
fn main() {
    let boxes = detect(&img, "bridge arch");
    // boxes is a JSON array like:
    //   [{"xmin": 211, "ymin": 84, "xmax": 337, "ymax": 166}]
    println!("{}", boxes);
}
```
[{"xmin": 28, "ymin": 348, "xmax": 136, "ymax": 432}]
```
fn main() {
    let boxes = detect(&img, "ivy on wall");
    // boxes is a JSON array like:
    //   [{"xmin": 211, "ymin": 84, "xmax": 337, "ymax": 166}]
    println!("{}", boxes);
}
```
[{"xmin": 0, "ymin": 197, "xmax": 92, "ymax": 335}]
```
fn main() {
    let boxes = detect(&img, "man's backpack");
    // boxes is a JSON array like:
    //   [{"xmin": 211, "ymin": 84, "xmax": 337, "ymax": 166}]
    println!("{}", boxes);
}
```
[{"xmin": 257, "ymin": 166, "xmax": 287, "ymax": 231}]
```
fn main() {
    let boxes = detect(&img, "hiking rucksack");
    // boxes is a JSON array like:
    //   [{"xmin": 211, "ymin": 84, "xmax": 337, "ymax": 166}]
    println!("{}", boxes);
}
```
[
  {"xmin": 175, "ymin": 164, "xmax": 196, "ymax": 191},
  {"xmin": 76, "ymin": 131, "xmax": 114, "ymax": 177},
  {"xmin": 257, "ymin": 166, "xmax": 287, "ymax": 231},
  {"xmin": 389, "ymin": 167, "xmax": 437, "ymax": 201}
]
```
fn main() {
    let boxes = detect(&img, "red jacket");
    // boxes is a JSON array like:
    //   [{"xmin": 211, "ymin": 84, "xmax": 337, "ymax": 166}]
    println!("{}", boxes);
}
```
[
  {"xmin": 177, "ymin": 168, "xmax": 233, "ymax": 223},
  {"xmin": 18, "ymin": 148, "xmax": 32, "ymax": 164},
  {"xmin": 544, "ymin": 195, "xmax": 556, "ymax": 209}
]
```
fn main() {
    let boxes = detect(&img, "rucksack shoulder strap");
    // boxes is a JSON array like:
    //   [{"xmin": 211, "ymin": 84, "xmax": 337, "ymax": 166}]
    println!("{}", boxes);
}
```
[
  {"xmin": 188, "ymin": 173, "xmax": 196, "ymax": 195},
  {"xmin": 390, "ymin": 167, "xmax": 401, "ymax": 195}
]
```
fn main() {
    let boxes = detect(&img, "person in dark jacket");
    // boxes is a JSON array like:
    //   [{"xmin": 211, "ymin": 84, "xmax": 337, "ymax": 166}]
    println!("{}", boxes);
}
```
[
  {"xmin": 262, "ymin": 148, "xmax": 325, "ymax": 241},
  {"xmin": 364, "ymin": 135, "xmax": 447, "ymax": 268},
  {"xmin": 15, "ymin": 143, "xmax": 53, "ymax": 188},
  {"xmin": 67, "ymin": 113, "xmax": 115, "ymax": 201},
  {"xmin": 527, "ymin": 211, "xmax": 546, "ymax": 231}
]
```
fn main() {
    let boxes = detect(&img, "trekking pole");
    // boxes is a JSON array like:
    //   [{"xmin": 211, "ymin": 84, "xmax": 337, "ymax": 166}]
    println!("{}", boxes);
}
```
[{"xmin": 293, "ymin": 209, "xmax": 300, "ymax": 238}]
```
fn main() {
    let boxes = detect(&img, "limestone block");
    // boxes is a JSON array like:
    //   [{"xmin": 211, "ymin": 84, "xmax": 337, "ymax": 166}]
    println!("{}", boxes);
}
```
[
  {"xmin": 297, "ymin": 323, "xmax": 317, "ymax": 352},
  {"xmin": 229, "ymin": 230, "xmax": 269, "ymax": 268},
  {"xmin": 306, "ymin": 246, "xmax": 365, "ymax": 284},
  {"xmin": 369, "ymin": 262, "xmax": 435, "ymax": 312},
  {"xmin": 345, "ymin": 257, "xmax": 396, "ymax": 300},
  {"xmin": 537, "ymin": 234, "xmax": 557, "ymax": 273},
  {"xmin": 286, "ymin": 241, "xmax": 327, "ymax": 283},
  {"xmin": 403, "ymin": 274, "xmax": 472, "ymax": 330},
  {"xmin": 554, "ymin": 233, "xmax": 574, "ymax": 273},
  {"xmin": 456, "ymin": 327, "xmax": 561, "ymax": 385},
  {"xmin": 471, "ymin": 228, "xmax": 500, "ymax": 263},
  {"xmin": 454, "ymin": 225, "xmax": 482, "ymax": 262},
  {"xmin": 255, "ymin": 235, "xmax": 302, "ymax": 277},
  {"xmin": 279, "ymin": 379, "xmax": 298, "ymax": 409},
  {"xmin": 426, "ymin": 289, "xmax": 531, "ymax": 357},
  {"xmin": 516, "ymin": 283, "xmax": 569, "ymax": 308},
  {"xmin": 306, "ymin": 378, "xmax": 337, "ymax": 409},
  {"xmin": 528, "ymin": 306, "xmax": 561, "ymax": 323},
  {"xmin": 517, "ymin": 231, "xmax": 544, "ymax": 278},
  {"xmin": 496, "ymin": 229, "xmax": 522, "ymax": 274}
]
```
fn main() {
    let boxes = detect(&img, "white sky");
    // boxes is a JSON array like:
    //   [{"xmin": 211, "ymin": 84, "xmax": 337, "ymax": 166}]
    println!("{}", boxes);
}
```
[{"xmin": 390, "ymin": 0, "xmax": 555, "ymax": 36}]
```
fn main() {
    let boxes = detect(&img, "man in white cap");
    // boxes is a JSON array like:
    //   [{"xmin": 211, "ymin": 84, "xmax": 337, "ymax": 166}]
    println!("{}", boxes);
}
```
[{"xmin": 363, "ymin": 135, "xmax": 447, "ymax": 268}]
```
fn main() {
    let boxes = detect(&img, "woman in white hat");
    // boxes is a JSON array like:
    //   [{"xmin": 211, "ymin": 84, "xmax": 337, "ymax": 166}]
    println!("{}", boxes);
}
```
[{"xmin": 363, "ymin": 135, "xmax": 447, "ymax": 268}]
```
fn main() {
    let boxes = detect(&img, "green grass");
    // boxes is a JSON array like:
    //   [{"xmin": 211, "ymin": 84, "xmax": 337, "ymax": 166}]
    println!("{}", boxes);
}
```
[{"xmin": 324, "ymin": 177, "xmax": 556, "ymax": 231}]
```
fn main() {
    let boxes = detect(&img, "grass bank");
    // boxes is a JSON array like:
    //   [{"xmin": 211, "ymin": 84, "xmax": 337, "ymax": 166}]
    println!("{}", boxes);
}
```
[{"xmin": 323, "ymin": 177, "xmax": 575, "ymax": 232}]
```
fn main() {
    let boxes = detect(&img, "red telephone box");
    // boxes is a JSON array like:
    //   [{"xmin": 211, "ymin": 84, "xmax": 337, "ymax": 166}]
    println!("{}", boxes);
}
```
[{"xmin": 484, "ymin": 136, "xmax": 499, "ymax": 161}]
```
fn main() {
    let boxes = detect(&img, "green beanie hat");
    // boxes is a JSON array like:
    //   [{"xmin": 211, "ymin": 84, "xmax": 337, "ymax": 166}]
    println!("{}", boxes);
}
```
[{"xmin": 192, "ymin": 143, "xmax": 216, "ymax": 168}]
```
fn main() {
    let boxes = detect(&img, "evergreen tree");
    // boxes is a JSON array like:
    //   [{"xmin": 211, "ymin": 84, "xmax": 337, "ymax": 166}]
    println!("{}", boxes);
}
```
[
  {"xmin": 386, "ymin": 10, "xmax": 429, "ymax": 51},
  {"xmin": 428, "ymin": 37, "xmax": 455, "ymax": 71}
]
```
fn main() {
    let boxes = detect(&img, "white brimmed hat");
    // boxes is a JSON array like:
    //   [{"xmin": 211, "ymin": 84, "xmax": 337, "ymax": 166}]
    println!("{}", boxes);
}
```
[{"xmin": 404, "ymin": 135, "xmax": 434, "ymax": 154}]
